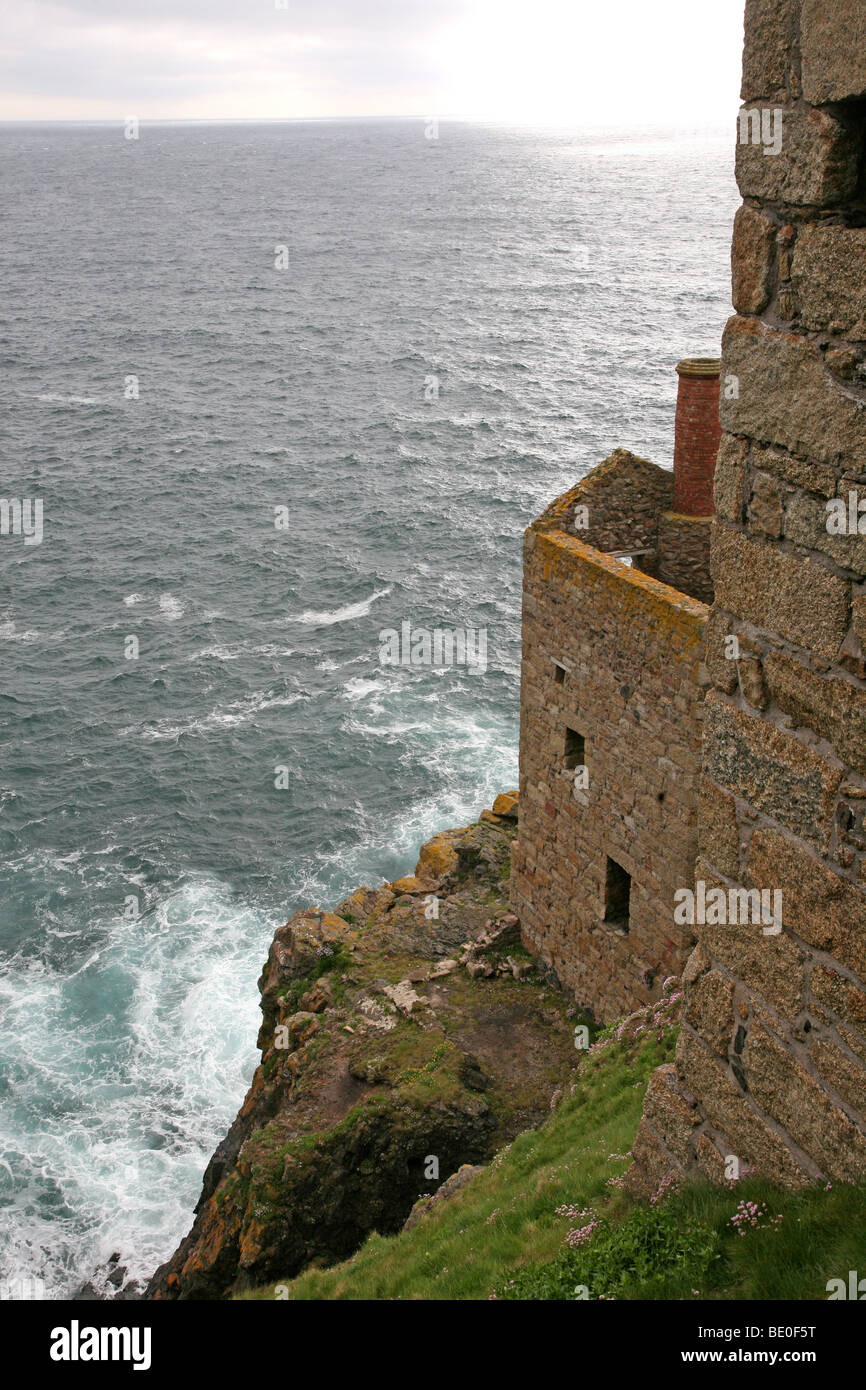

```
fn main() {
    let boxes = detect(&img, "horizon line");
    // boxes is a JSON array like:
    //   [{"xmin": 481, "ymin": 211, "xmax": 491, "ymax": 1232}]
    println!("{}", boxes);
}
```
[{"xmin": 0, "ymin": 114, "xmax": 733, "ymax": 132}]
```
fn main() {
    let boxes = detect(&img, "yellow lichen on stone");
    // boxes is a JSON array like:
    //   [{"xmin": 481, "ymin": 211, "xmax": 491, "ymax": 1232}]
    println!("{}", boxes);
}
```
[
  {"xmin": 492, "ymin": 792, "xmax": 519, "ymax": 818},
  {"xmin": 414, "ymin": 831, "xmax": 459, "ymax": 884}
]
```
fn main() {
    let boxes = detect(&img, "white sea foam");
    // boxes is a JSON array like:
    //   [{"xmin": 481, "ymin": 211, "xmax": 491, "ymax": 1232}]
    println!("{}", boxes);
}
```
[
  {"xmin": 189, "ymin": 641, "xmax": 296, "ymax": 663},
  {"xmin": 341, "ymin": 676, "xmax": 390, "ymax": 703},
  {"xmin": 33, "ymin": 393, "xmax": 102, "ymax": 406},
  {"xmin": 0, "ymin": 874, "xmax": 268, "ymax": 1299},
  {"xmin": 296, "ymin": 587, "xmax": 391, "ymax": 627},
  {"xmin": 0, "ymin": 619, "xmax": 39, "ymax": 643},
  {"xmin": 190, "ymin": 642, "xmax": 240, "ymax": 661},
  {"xmin": 127, "ymin": 688, "xmax": 307, "ymax": 741}
]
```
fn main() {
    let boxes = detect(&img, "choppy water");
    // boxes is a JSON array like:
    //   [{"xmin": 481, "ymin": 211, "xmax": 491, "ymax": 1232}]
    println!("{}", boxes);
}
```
[{"xmin": 0, "ymin": 119, "xmax": 738, "ymax": 1297}]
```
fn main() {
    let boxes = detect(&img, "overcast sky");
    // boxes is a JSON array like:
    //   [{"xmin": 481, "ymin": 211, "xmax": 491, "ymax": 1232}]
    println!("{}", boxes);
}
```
[{"xmin": 0, "ymin": 0, "xmax": 747, "ymax": 125}]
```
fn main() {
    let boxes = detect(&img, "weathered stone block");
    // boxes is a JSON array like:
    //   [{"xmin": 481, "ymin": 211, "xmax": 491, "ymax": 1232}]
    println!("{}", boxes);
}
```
[
  {"xmin": 838, "ymin": 626, "xmax": 866, "ymax": 682},
  {"xmin": 622, "ymin": 1152, "xmax": 658, "ymax": 1202},
  {"xmin": 792, "ymin": 225, "xmax": 866, "ymax": 341},
  {"xmin": 703, "ymin": 696, "xmax": 842, "ymax": 848},
  {"xmin": 695, "ymin": 1133, "xmax": 730, "ymax": 1183},
  {"xmin": 720, "ymin": 317, "xmax": 866, "ymax": 472},
  {"xmin": 811, "ymin": 964, "xmax": 866, "ymax": 1037},
  {"xmin": 763, "ymin": 651, "xmax": 866, "ymax": 776},
  {"xmin": 749, "ymin": 829, "xmax": 866, "ymax": 979},
  {"xmin": 628, "ymin": 1115, "xmax": 681, "ymax": 1197},
  {"xmin": 735, "ymin": 106, "xmax": 859, "ymax": 207},
  {"xmin": 698, "ymin": 778, "xmax": 740, "ymax": 877},
  {"xmin": 801, "ymin": 0, "xmax": 866, "ymax": 103},
  {"xmin": 704, "ymin": 606, "xmax": 740, "ymax": 694},
  {"xmin": 826, "ymin": 347, "xmax": 866, "ymax": 385},
  {"xmin": 747, "ymin": 441, "xmax": 837, "ymax": 500},
  {"xmin": 682, "ymin": 941, "xmax": 712, "ymax": 987},
  {"xmin": 784, "ymin": 489, "xmax": 866, "ymax": 575},
  {"xmin": 693, "ymin": 855, "xmax": 806, "ymax": 1020},
  {"xmin": 641, "ymin": 1064, "xmax": 701, "ymax": 1166},
  {"xmin": 741, "ymin": 0, "xmax": 799, "ymax": 101},
  {"xmin": 714, "ymin": 434, "xmax": 748, "ymax": 523},
  {"xmin": 839, "ymin": 1022, "xmax": 866, "ymax": 1069},
  {"xmin": 743, "ymin": 1019, "xmax": 866, "ymax": 1178},
  {"xmin": 732, "ymin": 204, "xmax": 776, "ymax": 315},
  {"xmin": 809, "ymin": 1038, "xmax": 866, "ymax": 1121},
  {"xmin": 676, "ymin": 1028, "xmax": 812, "ymax": 1185},
  {"xmin": 712, "ymin": 526, "xmax": 849, "ymax": 659},
  {"xmin": 748, "ymin": 470, "xmax": 784, "ymax": 538},
  {"xmin": 683, "ymin": 969, "xmax": 736, "ymax": 1056},
  {"xmin": 737, "ymin": 655, "xmax": 769, "ymax": 711}
]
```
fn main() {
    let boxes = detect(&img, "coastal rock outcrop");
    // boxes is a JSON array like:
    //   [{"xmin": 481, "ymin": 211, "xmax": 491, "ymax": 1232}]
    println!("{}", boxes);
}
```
[{"xmin": 147, "ymin": 793, "xmax": 581, "ymax": 1300}]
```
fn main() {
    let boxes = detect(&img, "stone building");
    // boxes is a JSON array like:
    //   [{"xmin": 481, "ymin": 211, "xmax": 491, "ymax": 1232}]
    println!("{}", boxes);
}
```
[
  {"xmin": 514, "ymin": 2, "xmax": 866, "ymax": 1191},
  {"xmin": 510, "ymin": 362, "xmax": 720, "ymax": 1023},
  {"xmin": 625, "ymin": 0, "xmax": 866, "ymax": 1192}
]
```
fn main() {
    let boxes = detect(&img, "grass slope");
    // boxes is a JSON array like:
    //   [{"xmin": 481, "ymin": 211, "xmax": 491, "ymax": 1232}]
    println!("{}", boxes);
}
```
[{"xmin": 242, "ymin": 1011, "xmax": 866, "ymax": 1301}]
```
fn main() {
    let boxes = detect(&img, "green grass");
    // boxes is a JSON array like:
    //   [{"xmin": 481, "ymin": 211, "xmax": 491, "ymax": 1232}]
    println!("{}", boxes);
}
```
[
  {"xmin": 497, "ymin": 1200, "xmax": 720, "ymax": 1300},
  {"xmin": 239, "ymin": 1025, "xmax": 676, "ymax": 1299},
  {"xmin": 238, "ymin": 1012, "xmax": 866, "ymax": 1301},
  {"xmin": 496, "ymin": 1178, "xmax": 866, "ymax": 1301},
  {"xmin": 275, "ymin": 941, "xmax": 355, "ymax": 1012}
]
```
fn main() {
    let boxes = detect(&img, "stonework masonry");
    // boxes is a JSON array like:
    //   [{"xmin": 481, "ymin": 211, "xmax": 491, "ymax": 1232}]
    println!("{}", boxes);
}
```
[
  {"xmin": 625, "ymin": 0, "xmax": 866, "ymax": 1194},
  {"xmin": 511, "ymin": 449, "xmax": 712, "ymax": 1025},
  {"xmin": 513, "ymin": 1, "xmax": 866, "ymax": 1193}
]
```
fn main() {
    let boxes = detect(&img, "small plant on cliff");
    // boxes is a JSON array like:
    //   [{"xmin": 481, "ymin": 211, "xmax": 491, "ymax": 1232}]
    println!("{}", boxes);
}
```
[
  {"xmin": 279, "ymin": 941, "xmax": 355, "ymax": 1010},
  {"xmin": 394, "ymin": 1041, "xmax": 451, "ymax": 1089},
  {"xmin": 730, "ymin": 1199, "xmax": 783, "ymax": 1236},
  {"xmin": 314, "ymin": 941, "xmax": 353, "ymax": 975},
  {"xmin": 495, "ymin": 1203, "xmax": 719, "ymax": 1300}
]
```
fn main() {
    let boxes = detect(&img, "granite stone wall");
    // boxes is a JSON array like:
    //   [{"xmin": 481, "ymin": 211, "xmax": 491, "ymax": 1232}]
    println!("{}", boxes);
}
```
[
  {"xmin": 627, "ymin": 0, "xmax": 866, "ymax": 1196},
  {"xmin": 656, "ymin": 512, "xmax": 714, "ymax": 605},
  {"xmin": 511, "ymin": 486, "xmax": 709, "ymax": 1024}
]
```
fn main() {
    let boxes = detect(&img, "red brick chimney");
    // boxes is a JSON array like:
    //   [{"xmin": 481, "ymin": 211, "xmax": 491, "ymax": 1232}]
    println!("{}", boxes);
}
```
[{"xmin": 672, "ymin": 357, "xmax": 721, "ymax": 517}]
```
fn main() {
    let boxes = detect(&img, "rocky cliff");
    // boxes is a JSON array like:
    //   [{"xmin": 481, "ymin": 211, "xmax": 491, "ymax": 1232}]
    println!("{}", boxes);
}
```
[{"xmin": 147, "ymin": 793, "xmax": 584, "ymax": 1300}]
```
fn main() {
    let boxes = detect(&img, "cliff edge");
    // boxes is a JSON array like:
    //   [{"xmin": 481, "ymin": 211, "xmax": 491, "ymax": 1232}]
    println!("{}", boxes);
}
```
[{"xmin": 147, "ymin": 794, "xmax": 583, "ymax": 1299}]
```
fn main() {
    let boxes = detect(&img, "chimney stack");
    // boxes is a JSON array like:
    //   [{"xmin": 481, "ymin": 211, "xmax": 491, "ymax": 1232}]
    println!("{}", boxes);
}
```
[{"xmin": 672, "ymin": 357, "xmax": 721, "ymax": 518}]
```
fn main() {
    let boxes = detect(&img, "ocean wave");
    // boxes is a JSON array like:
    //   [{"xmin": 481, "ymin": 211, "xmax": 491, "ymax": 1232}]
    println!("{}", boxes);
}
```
[
  {"xmin": 0, "ymin": 873, "xmax": 269, "ymax": 1299},
  {"xmin": 296, "ymin": 587, "xmax": 391, "ymax": 627},
  {"xmin": 189, "ymin": 640, "xmax": 296, "ymax": 663},
  {"xmin": 120, "ymin": 593, "xmax": 185, "ymax": 621},
  {"xmin": 31, "ymin": 393, "xmax": 103, "ymax": 406},
  {"xmin": 0, "ymin": 620, "xmax": 39, "ymax": 643},
  {"xmin": 341, "ymin": 675, "xmax": 390, "ymax": 704},
  {"xmin": 124, "ymin": 687, "xmax": 309, "ymax": 741}
]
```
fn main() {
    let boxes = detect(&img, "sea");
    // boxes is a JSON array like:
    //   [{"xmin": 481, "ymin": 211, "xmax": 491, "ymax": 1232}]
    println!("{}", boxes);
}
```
[{"xmin": 0, "ymin": 118, "xmax": 739, "ymax": 1297}]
